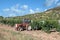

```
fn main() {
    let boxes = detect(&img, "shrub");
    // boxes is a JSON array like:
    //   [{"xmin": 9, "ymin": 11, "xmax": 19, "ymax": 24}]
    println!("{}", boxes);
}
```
[
  {"xmin": 0, "ymin": 18, "xmax": 22, "ymax": 26},
  {"xmin": 0, "ymin": 17, "xmax": 60, "ymax": 33},
  {"xmin": 56, "ymin": 24, "xmax": 60, "ymax": 32},
  {"xmin": 30, "ymin": 21, "xmax": 42, "ymax": 30},
  {"xmin": 30, "ymin": 20, "xmax": 59, "ymax": 33},
  {"xmin": 41, "ymin": 20, "xmax": 58, "ymax": 33}
]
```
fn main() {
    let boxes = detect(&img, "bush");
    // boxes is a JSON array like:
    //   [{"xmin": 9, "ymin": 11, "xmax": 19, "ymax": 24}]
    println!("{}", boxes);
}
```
[
  {"xmin": 30, "ymin": 21, "xmax": 37, "ymax": 30},
  {"xmin": 0, "ymin": 18, "xmax": 22, "ymax": 26},
  {"xmin": 30, "ymin": 21, "xmax": 42, "ymax": 30},
  {"xmin": 30, "ymin": 20, "xmax": 59, "ymax": 33},
  {"xmin": 41, "ymin": 20, "xmax": 58, "ymax": 33},
  {"xmin": 0, "ymin": 17, "xmax": 60, "ymax": 33},
  {"xmin": 56, "ymin": 24, "xmax": 60, "ymax": 32}
]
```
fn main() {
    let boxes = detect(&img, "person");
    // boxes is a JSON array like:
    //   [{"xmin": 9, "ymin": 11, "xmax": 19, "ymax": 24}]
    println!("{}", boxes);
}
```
[{"xmin": 22, "ymin": 18, "xmax": 31, "ymax": 24}]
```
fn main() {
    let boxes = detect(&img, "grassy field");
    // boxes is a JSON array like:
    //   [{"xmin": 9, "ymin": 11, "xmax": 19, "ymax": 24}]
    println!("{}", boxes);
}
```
[
  {"xmin": 0, "ymin": 24, "xmax": 38, "ymax": 40},
  {"xmin": 0, "ymin": 24, "xmax": 60, "ymax": 40}
]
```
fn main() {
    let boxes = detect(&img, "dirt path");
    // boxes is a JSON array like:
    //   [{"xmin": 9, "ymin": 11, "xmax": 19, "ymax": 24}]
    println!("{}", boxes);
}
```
[{"xmin": 0, "ymin": 24, "xmax": 60, "ymax": 40}]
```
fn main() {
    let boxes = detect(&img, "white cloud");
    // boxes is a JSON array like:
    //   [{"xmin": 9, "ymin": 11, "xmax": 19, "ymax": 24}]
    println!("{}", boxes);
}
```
[
  {"xmin": 15, "ymin": 4, "xmax": 19, "ymax": 8},
  {"xmin": 54, "ymin": 0, "xmax": 59, "ymax": 4},
  {"xmin": 2, "ymin": 4, "xmax": 41, "ymax": 16},
  {"xmin": 10, "ymin": 7, "xmax": 22, "ymax": 13},
  {"xmin": 3, "ymin": 8, "xmax": 10, "ymax": 12},
  {"xmin": 9, "ymin": 14, "xmax": 16, "ymax": 17},
  {"xmin": 35, "ymin": 8, "xmax": 40, "ymax": 11},
  {"xmin": 44, "ymin": 9, "xmax": 48, "ymax": 11},
  {"xmin": 29, "ymin": 9, "xmax": 34, "ymax": 14},
  {"xmin": 57, "ymin": 2, "xmax": 60, "ymax": 6},
  {"xmin": 35, "ymin": 8, "xmax": 40, "ymax": 12},
  {"xmin": 3, "ymin": 4, "xmax": 24, "ymax": 14},
  {"xmin": 45, "ymin": 0, "xmax": 59, "ymax": 7},
  {"xmin": 2, "ymin": 4, "xmax": 26, "ymax": 17},
  {"xmin": 45, "ymin": 0, "xmax": 54, "ymax": 6},
  {"xmin": 21, "ymin": 5, "xmax": 28, "ymax": 9},
  {"xmin": 10, "ymin": 4, "xmax": 23, "ymax": 13},
  {"xmin": 29, "ymin": 8, "xmax": 41, "ymax": 14},
  {"xmin": 3, "ymin": 4, "xmax": 28, "ymax": 14},
  {"xmin": 11, "ymin": 4, "xmax": 19, "ymax": 9}
]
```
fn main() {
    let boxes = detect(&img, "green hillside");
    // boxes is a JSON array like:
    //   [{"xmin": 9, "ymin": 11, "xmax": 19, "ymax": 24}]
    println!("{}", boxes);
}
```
[
  {"xmin": 0, "ymin": 6, "xmax": 60, "ymax": 23},
  {"xmin": 0, "ymin": 6, "xmax": 60, "ymax": 25},
  {"xmin": 6, "ymin": 6, "xmax": 60, "ymax": 21},
  {"xmin": 0, "ymin": 6, "xmax": 60, "ymax": 32}
]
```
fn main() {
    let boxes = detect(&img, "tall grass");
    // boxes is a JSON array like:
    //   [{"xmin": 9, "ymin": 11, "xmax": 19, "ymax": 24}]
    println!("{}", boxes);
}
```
[{"xmin": 0, "ymin": 28, "xmax": 37, "ymax": 40}]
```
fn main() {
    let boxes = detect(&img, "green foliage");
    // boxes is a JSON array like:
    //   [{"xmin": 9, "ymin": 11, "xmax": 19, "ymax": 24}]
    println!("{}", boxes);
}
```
[
  {"xmin": 30, "ymin": 20, "xmax": 59, "ymax": 33},
  {"xmin": 30, "ymin": 21, "xmax": 43, "ymax": 30},
  {"xmin": 30, "ymin": 21, "xmax": 39, "ymax": 30},
  {"xmin": 0, "ymin": 18, "xmax": 22, "ymax": 26},
  {"xmin": 56, "ymin": 24, "xmax": 60, "ymax": 32},
  {"xmin": 0, "ymin": 16, "xmax": 60, "ymax": 33},
  {"xmin": 41, "ymin": 20, "xmax": 58, "ymax": 33},
  {"xmin": 0, "ymin": 6, "xmax": 60, "ymax": 32}
]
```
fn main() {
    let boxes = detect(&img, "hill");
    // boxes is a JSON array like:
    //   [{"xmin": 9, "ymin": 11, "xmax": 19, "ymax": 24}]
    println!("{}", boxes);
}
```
[
  {"xmin": 6, "ymin": 6, "xmax": 60, "ymax": 21},
  {"xmin": 0, "ymin": 6, "xmax": 60, "ymax": 26},
  {"xmin": 0, "ymin": 6, "xmax": 60, "ymax": 40}
]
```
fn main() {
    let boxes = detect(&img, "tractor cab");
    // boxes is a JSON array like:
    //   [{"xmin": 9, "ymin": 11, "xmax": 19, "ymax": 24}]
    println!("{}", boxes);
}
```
[{"xmin": 22, "ymin": 18, "xmax": 31, "ymax": 24}]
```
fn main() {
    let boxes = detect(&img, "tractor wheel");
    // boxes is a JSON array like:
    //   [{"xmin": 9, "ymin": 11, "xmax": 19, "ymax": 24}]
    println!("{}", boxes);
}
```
[
  {"xmin": 19, "ymin": 27, "xmax": 23, "ymax": 31},
  {"xmin": 27, "ymin": 26, "xmax": 32, "ymax": 31}
]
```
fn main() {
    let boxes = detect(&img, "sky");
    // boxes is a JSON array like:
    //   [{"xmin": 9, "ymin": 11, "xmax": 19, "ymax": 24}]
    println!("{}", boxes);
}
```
[{"xmin": 0, "ymin": 0, "xmax": 60, "ymax": 17}]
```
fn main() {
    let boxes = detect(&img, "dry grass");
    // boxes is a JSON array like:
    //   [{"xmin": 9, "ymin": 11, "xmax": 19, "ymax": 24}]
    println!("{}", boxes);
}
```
[
  {"xmin": 0, "ymin": 24, "xmax": 60, "ymax": 40},
  {"xmin": 0, "ymin": 24, "xmax": 37, "ymax": 40}
]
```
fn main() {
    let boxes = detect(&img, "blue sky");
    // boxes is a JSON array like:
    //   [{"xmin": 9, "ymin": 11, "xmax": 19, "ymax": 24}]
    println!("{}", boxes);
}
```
[{"xmin": 0, "ymin": 0, "xmax": 60, "ymax": 17}]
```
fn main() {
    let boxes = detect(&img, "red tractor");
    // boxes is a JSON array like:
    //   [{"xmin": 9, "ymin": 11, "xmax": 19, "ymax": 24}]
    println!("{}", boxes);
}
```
[{"xmin": 15, "ymin": 18, "xmax": 31, "ymax": 31}]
